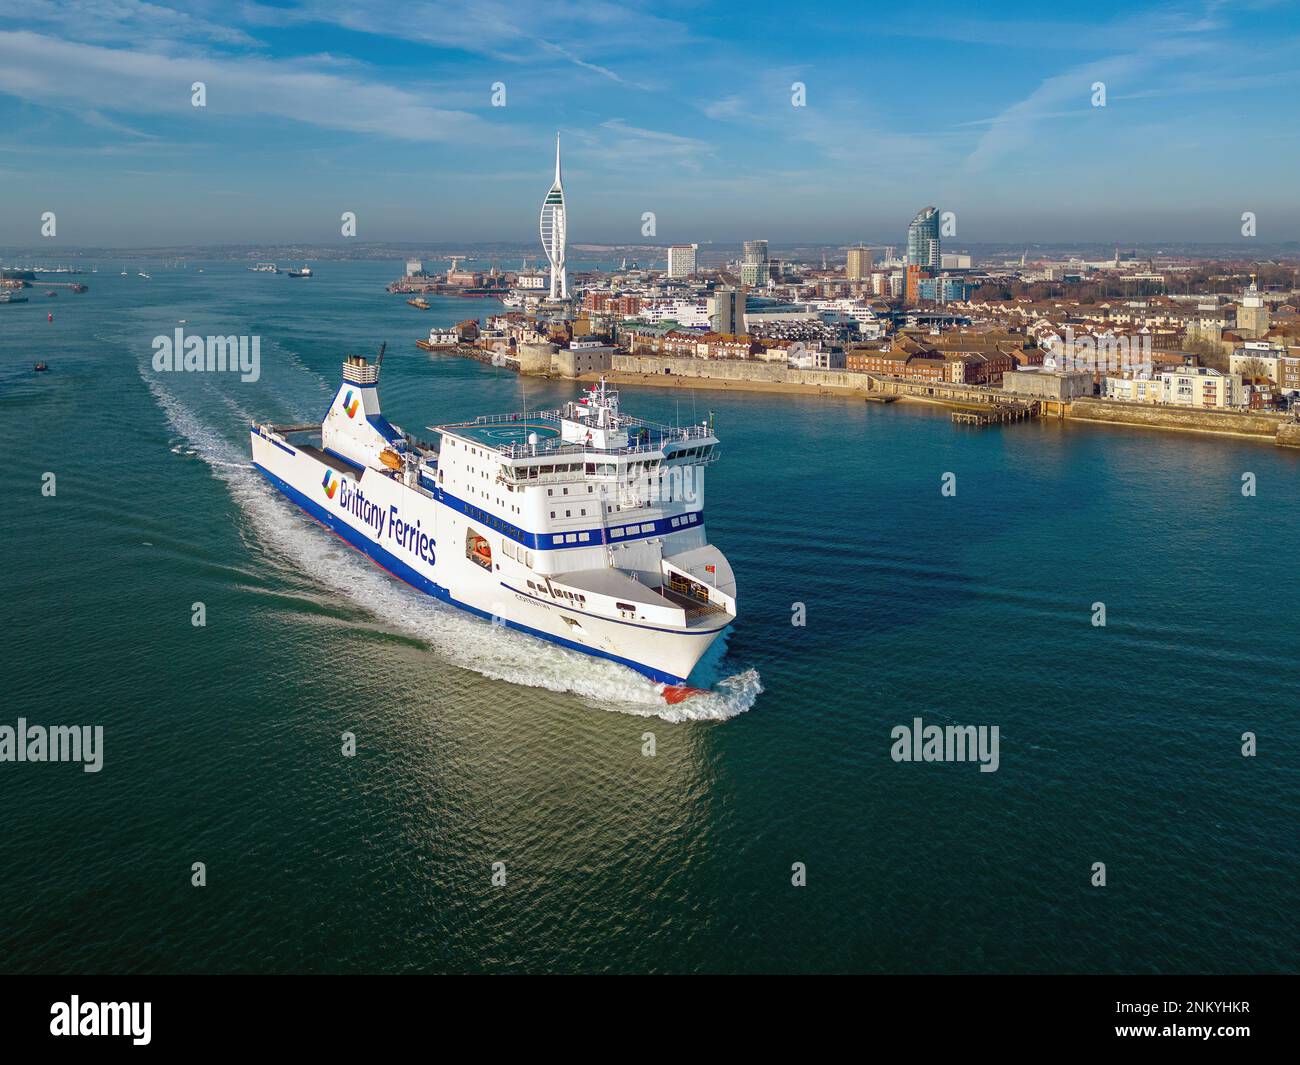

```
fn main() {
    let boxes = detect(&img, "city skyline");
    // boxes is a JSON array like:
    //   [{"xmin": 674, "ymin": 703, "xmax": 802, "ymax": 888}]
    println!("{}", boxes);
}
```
[{"xmin": 2, "ymin": 1, "xmax": 1299, "ymax": 246}]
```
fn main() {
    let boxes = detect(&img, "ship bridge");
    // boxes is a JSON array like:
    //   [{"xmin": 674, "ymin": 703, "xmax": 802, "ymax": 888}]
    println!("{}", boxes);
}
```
[{"xmin": 433, "ymin": 378, "xmax": 716, "ymax": 468}]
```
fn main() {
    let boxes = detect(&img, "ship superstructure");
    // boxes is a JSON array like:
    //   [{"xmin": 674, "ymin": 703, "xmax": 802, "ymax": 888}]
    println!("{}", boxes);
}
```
[{"xmin": 250, "ymin": 353, "xmax": 736, "ymax": 687}]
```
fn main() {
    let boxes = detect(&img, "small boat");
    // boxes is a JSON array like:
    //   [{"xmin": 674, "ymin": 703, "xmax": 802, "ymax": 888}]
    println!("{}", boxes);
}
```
[
  {"xmin": 138, "ymin": 272, "xmax": 151, "ymax": 279},
  {"xmin": 407, "ymin": 297, "xmax": 430, "ymax": 310},
  {"xmin": 287, "ymin": 265, "xmax": 313, "ymax": 278},
  {"xmin": 45, "ymin": 290, "xmax": 57, "ymax": 297},
  {"xmin": 34, "ymin": 362, "xmax": 49, "ymax": 372}
]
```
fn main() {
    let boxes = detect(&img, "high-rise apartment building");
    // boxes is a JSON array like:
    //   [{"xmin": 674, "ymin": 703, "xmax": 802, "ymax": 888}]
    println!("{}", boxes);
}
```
[
  {"xmin": 906, "ymin": 207, "xmax": 941, "ymax": 270},
  {"xmin": 709, "ymin": 286, "xmax": 743, "ymax": 335},
  {"xmin": 667, "ymin": 244, "xmax": 698, "ymax": 279},
  {"xmin": 846, "ymin": 246, "xmax": 873, "ymax": 280}
]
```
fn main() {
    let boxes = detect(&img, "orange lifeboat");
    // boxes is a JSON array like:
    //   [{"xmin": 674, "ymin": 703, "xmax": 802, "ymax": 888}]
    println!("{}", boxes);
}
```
[{"xmin": 379, "ymin": 448, "xmax": 402, "ymax": 470}]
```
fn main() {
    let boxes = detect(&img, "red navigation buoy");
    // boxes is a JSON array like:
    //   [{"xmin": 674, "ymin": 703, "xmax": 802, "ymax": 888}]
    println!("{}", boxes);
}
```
[{"xmin": 47, "ymin": 312, "xmax": 54, "ymax": 322}]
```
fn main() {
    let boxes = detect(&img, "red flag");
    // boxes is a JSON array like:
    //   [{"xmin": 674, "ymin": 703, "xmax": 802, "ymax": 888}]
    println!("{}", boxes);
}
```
[{"xmin": 705, "ymin": 564, "xmax": 715, "ymax": 574}]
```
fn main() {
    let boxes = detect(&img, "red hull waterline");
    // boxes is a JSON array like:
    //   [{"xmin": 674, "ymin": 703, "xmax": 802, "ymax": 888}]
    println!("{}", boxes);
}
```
[{"xmin": 661, "ymin": 685, "xmax": 707, "ymax": 705}]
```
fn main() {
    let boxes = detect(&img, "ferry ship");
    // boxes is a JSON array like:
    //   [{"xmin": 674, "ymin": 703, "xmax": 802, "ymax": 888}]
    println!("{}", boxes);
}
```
[{"xmin": 250, "ymin": 348, "xmax": 736, "ymax": 690}]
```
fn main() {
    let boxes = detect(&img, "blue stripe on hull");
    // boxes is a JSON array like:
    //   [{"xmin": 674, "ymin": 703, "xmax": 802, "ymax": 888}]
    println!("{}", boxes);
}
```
[{"xmin": 251, "ymin": 461, "xmax": 689, "ymax": 685}]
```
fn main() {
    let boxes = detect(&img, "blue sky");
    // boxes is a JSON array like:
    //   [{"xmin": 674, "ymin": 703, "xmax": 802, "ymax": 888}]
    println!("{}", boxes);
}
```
[{"xmin": 2, "ymin": 0, "xmax": 1298, "ymax": 247}]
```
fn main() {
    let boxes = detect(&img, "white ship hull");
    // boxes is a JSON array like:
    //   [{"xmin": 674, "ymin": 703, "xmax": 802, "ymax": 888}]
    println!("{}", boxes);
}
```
[{"xmin": 250, "ymin": 430, "xmax": 728, "ymax": 685}]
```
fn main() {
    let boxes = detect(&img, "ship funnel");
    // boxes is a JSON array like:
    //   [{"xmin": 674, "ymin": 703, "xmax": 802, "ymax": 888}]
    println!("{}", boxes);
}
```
[{"xmin": 323, "ymin": 346, "xmax": 403, "ymax": 467}]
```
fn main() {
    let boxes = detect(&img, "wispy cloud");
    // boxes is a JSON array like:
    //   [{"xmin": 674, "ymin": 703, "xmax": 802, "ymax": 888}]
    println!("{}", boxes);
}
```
[
  {"xmin": 240, "ymin": 0, "xmax": 689, "ymax": 83},
  {"xmin": 0, "ymin": 31, "xmax": 507, "ymax": 144}
]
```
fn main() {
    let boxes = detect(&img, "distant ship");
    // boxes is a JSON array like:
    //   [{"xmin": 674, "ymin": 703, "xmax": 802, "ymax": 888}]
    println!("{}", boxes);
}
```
[
  {"xmin": 287, "ymin": 266, "xmax": 313, "ymax": 278},
  {"xmin": 138, "ymin": 272, "xmax": 151, "ymax": 279},
  {"xmin": 407, "ymin": 297, "xmax": 431, "ymax": 310},
  {"xmin": 248, "ymin": 263, "xmax": 279, "ymax": 273},
  {"xmin": 250, "ymin": 351, "xmax": 736, "ymax": 691},
  {"xmin": 0, "ymin": 291, "xmax": 29, "ymax": 304}
]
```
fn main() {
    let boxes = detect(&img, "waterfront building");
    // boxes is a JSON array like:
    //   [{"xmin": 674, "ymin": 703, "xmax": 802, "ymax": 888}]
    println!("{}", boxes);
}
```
[
  {"xmin": 667, "ymin": 244, "xmax": 698, "ymax": 279},
  {"xmin": 1280, "ymin": 352, "xmax": 1300, "ymax": 394},
  {"xmin": 539, "ymin": 133, "xmax": 568, "ymax": 300},
  {"xmin": 789, "ymin": 349, "xmax": 847, "ymax": 370},
  {"xmin": 1003, "ymin": 368, "xmax": 1094, "ymax": 401},
  {"xmin": 1158, "ymin": 365, "xmax": 1244, "ymax": 408},
  {"xmin": 1229, "ymin": 341, "xmax": 1286, "ymax": 383},
  {"xmin": 1104, "ymin": 376, "xmax": 1166, "ymax": 403}
]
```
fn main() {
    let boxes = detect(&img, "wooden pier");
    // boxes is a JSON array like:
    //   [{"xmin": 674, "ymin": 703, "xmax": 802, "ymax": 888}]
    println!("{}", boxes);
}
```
[{"xmin": 951, "ymin": 402, "xmax": 1038, "ymax": 427}]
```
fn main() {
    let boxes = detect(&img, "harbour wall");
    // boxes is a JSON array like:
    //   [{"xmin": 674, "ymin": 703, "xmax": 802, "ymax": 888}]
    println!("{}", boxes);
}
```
[
  {"xmin": 1067, "ymin": 398, "xmax": 1288, "ymax": 441},
  {"xmin": 609, "ymin": 355, "xmax": 875, "ymax": 393}
]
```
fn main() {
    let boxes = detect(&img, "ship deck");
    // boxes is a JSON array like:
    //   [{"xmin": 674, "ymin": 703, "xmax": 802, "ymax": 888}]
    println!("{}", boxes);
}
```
[
  {"xmin": 443, "ymin": 420, "xmax": 562, "ymax": 448},
  {"xmin": 297, "ymin": 443, "xmax": 364, "ymax": 477}
]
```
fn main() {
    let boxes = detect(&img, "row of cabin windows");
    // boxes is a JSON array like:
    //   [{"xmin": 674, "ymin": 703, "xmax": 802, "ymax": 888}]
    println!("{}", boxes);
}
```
[
  {"xmin": 464, "ymin": 505, "xmax": 522, "ymax": 541},
  {"xmin": 607, "ymin": 512, "xmax": 700, "ymax": 539},
  {"xmin": 549, "ymin": 508, "xmax": 589, "ymax": 518},
  {"xmin": 525, "ymin": 579, "xmax": 586, "ymax": 606},
  {"xmin": 547, "ymin": 485, "xmax": 594, "ymax": 496},
  {"xmin": 671, "ymin": 445, "xmax": 713, "ymax": 461},
  {"xmin": 511, "ymin": 460, "xmax": 661, "ymax": 481}
]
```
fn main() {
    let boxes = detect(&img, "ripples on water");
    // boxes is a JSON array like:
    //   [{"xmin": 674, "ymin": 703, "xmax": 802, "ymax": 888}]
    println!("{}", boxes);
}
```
[{"xmin": 2, "ymin": 264, "xmax": 1296, "ymax": 974}]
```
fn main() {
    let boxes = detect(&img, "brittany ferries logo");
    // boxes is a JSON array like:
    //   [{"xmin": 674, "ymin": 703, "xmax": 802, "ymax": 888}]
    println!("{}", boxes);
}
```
[
  {"xmin": 322, "ymin": 470, "xmax": 340, "ymax": 499},
  {"xmin": 342, "ymin": 390, "xmax": 360, "ymax": 418}
]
